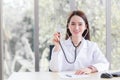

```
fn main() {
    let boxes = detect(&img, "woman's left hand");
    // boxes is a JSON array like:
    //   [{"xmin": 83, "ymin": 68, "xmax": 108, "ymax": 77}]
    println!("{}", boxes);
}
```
[{"xmin": 75, "ymin": 68, "xmax": 92, "ymax": 75}]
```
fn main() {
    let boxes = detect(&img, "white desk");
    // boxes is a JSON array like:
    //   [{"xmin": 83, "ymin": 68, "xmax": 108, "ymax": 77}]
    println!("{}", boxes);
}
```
[{"xmin": 8, "ymin": 71, "xmax": 120, "ymax": 80}]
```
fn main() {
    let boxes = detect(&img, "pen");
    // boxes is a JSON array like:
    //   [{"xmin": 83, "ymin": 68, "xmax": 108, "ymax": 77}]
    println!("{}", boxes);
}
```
[{"xmin": 66, "ymin": 74, "xmax": 72, "ymax": 77}]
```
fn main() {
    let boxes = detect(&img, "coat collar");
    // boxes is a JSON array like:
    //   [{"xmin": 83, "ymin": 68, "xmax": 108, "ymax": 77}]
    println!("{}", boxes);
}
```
[{"xmin": 65, "ymin": 37, "xmax": 88, "ymax": 49}]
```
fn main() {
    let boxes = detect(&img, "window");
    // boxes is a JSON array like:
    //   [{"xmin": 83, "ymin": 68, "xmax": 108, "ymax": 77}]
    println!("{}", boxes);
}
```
[
  {"xmin": 1, "ymin": 0, "xmax": 120, "ymax": 80},
  {"xmin": 39, "ymin": 0, "xmax": 71, "ymax": 71},
  {"xmin": 111, "ymin": 0, "xmax": 120, "ymax": 69},
  {"xmin": 2, "ymin": 0, "xmax": 34, "ymax": 79}
]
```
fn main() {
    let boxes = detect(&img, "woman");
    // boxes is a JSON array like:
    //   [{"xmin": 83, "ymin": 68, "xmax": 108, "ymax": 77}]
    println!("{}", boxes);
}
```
[{"xmin": 49, "ymin": 10, "xmax": 109, "ymax": 75}]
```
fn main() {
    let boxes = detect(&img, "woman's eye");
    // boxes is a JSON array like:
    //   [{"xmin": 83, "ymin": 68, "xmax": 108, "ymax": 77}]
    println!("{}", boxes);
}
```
[
  {"xmin": 79, "ymin": 24, "xmax": 82, "ymax": 26},
  {"xmin": 71, "ymin": 23, "xmax": 75, "ymax": 25}
]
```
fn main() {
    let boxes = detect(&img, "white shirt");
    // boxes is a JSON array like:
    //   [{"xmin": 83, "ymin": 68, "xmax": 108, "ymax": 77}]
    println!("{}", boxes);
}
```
[{"xmin": 49, "ymin": 38, "xmax": 109, "ymax": 72}]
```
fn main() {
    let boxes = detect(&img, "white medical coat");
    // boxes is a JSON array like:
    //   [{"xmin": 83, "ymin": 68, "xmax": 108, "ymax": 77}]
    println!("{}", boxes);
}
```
[{"xmin": 49, "ymin": 38, "xmax": 109, "ymax": 72}]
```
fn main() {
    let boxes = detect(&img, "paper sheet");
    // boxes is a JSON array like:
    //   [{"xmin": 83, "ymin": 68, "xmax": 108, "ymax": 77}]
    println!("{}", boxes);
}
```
[{"xmin": 58, "ymin": 72, "xmax": 90, "ymax": 78}]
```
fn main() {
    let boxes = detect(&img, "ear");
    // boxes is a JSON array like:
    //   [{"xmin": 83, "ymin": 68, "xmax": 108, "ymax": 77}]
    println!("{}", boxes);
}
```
[{"xmin": 68, "ymin": 26, "xmax": 70, "ymax": 30}]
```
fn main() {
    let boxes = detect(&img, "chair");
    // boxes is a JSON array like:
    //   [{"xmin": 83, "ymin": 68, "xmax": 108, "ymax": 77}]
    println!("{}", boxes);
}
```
[
  {"xmin": 49, "ymin": 45, "xmax": 54, "ymax": 60},
  {"xmin": 49, "ymin": 45, "xmax": 54, "ymax": 71}
]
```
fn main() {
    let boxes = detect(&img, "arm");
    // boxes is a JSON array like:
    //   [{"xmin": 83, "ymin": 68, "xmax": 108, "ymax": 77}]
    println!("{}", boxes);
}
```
[
  {"xmin": 91, "ymin": 43, "xmax": 109, "ymax": 72},
  {"xmin": 49, "ymin": 48, "xmax": 63, "ymax": 72},
  {"xmin": 49, "ymin": 32, "xmax": 62, "ymax": 71},
  {"xmin": 75, "ymin": 43, "xmax": 109, "ymax": 75}
]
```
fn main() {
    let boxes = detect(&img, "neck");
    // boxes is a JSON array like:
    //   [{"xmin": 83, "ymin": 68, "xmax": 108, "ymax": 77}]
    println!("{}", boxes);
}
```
[{"xmin": 71, "ymin": 36, "xmax": 82, "ymax": 46}]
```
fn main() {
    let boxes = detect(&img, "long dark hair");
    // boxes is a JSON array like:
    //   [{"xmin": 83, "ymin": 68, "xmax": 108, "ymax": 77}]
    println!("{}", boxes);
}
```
[{"xmin": 65, "ymin": 10, "xmax": 90, "ymax": 40}]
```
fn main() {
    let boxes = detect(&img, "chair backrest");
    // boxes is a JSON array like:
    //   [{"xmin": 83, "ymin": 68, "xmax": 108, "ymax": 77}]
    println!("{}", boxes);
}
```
[
  {"xmin": 49, "ymin": 45, "xmax": 54, "ymax": 72},
  {"xmin": 49, "ymin": 45, "xmax": 54, "ymax": 60}
]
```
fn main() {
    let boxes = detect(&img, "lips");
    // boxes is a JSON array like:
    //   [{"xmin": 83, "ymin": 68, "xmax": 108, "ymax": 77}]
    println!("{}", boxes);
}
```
[{"xmin": 73, "ymin": 31, "xmax": 80, "ymax": 34}]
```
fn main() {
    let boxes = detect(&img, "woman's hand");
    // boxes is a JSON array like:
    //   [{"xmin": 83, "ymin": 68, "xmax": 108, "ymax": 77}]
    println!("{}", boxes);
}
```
[
  {"xmin": 75, "ymin": 68, "xmax": 92, "ymax": 75},
  {"xmin": 52, "ymin": 32, "xmax": 61, "ymax": 52}
]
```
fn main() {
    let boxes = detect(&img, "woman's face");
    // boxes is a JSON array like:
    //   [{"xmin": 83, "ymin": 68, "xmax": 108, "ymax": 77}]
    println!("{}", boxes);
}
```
[{"xmin": 68, "ymin": 15, "xmax": 86, "ymax": 37}]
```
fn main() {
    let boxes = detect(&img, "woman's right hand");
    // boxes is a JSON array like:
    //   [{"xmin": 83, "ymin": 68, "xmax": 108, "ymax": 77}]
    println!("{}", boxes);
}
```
[{"xmin": 52, "ymin": 32, "xmax": 61, "ymax": 52}]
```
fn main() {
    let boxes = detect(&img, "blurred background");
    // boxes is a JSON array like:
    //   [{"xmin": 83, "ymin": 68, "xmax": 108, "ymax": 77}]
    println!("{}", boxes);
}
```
[{"xmin": 0, "ymin": 0, "xmax": 120, "ymax": 80}]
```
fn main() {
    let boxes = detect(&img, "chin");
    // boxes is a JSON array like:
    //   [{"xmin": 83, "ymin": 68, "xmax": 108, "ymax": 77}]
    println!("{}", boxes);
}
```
[
  {"xmin": 73, "ymin": 34, "xmax": 81, "ymax": 37},
  {"xmin": 72, "ymin": 32, "xmax": 82, "ymax": 36}
]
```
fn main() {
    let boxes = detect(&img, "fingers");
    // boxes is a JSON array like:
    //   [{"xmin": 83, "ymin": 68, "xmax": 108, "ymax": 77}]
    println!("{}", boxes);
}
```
[
  {"xmin": 75, "ymin": 68, "xmax": 92, "ymax": 75},
  {"xmin": 75, "ymin": 70, "xmax": 85, "ymax": 75},
  {"xmin": 52, "ymin": 32, "xmax": 61, "ymax": 52},
  {"xmin": 53, "ymin": 32, "xmax": 61, "ymax": 43}
]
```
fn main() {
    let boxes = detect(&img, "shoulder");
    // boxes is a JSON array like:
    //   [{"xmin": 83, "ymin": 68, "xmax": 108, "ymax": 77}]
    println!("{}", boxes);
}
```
[
  {"xmin": 83, "ymin": 39, "xmax": 98, "ymax": 48},
  {"xmin": 83, "ymin": 39, "xmax": 102, "ymax": 54}
]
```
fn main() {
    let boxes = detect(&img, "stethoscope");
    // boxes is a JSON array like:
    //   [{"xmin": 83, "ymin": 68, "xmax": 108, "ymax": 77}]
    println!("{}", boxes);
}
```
[
  {"xmin": 58, "ymin": 29, "xmax": 88, "ymax": 64},
  {"xmin": 59, "ymin": 40, "xmax": 81, "ymax": 64}
]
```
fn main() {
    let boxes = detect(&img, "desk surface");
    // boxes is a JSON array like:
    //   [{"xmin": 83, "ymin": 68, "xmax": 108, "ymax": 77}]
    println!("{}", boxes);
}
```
[{"xmin": 8, "ymin": 71, "xmax": 120, "ymax": 80}]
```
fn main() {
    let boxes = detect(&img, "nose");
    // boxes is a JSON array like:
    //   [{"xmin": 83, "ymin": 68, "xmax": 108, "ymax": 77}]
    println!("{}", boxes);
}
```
[{"xmin": 75, "ymin": 25, "xmax": 79, "ymax": 30}]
